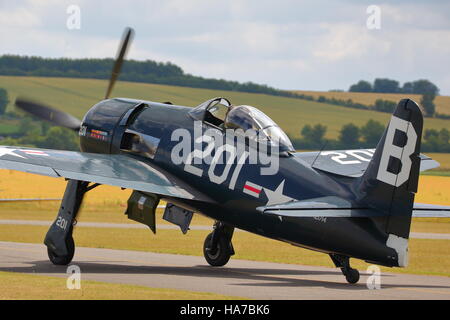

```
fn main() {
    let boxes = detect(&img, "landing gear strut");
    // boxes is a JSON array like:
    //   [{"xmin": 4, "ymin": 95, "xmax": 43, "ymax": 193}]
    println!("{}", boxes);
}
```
[
  {"xmin": 44, "ymin": 180, "xmax": 98, "ymax": 265},
  {"xmin": 330, "ymin": 253, "xmax": 360, "ymax": 284},
  {"xmin": 203, "ymin": 221, "xmax": 235, "ymax": 267}
]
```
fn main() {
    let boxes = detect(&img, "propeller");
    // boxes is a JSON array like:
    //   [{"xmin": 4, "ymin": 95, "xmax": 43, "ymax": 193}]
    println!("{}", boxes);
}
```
[
  {"xmin": 105, "ymin": 27, "xmax": 134, "ymax": 99},
  {"xmin": 14, "ymin": 27, "xmax": 135, "ymax": 130},
  {"xmin": 15, "ymin": 98, "xmax": 82, "ymax": 131}
]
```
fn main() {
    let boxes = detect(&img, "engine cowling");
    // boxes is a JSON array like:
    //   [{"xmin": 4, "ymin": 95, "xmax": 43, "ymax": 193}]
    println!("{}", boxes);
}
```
[{"xmin": 79, "ymin": 98, "xmax": 145, "ymax": 154}]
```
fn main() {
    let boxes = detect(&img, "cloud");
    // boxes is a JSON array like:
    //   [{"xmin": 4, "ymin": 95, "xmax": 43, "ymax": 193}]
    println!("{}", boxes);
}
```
[
  {"xmin": 0, "ymin": 5, "xmax": 41, "ymax": 28},
  {"xmin": 312, "ymin": 23, "xmax": 391, "ymax": 62},
  {"xmin": 0, "ymin": 0, "xmax": 449, "ymax": 94}
]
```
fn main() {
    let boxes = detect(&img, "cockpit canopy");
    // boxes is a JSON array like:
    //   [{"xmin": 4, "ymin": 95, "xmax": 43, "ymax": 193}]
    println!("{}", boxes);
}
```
[{"xmin": 189, "ymin": 97, "xmax": 294, "ymax": 152}]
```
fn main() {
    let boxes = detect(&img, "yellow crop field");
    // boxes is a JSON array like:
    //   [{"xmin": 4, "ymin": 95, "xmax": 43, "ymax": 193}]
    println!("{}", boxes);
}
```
[
  {"xmin": 416, "ymin": 176, "xmax": 450, "ymax": 205},
  {"xmin": 0, "ymin": 169, "xmax": 449, "ymax": 209},
  {"xmin": 0, "ymin": 169, "xmax": 130, "ymax": 204},
  {"xmin": 295, "ymin": 90, "xmax": 450, "ymax": 116},
  {"xmin": 1, "ymin": 169, "xmax": 449, "ymax": 204}
]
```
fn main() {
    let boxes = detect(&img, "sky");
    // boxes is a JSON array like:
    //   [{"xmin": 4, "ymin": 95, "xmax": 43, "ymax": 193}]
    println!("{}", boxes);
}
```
[{"xmin": 0, "ymin": 0, "xmax": 449, "ymax": 95}]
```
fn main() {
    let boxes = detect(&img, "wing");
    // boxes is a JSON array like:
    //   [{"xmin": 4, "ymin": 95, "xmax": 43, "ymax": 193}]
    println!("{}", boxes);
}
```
[
  {"xmin": 258, "ymin": 196, "xmax": 450, "ymax": 218},
  {"xmin": 0, "ymin": 146, "xmax": 212, "ymax": 202},
  {"xmin": 294, "ymin": 149, "xmax": 439, "ymax": 177}
]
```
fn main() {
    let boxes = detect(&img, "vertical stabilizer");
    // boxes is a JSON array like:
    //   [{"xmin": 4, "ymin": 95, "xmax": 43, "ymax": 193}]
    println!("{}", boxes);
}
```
[{"xmin": 354, "ymin": 99, "xmax": 423, "ymax": 266}]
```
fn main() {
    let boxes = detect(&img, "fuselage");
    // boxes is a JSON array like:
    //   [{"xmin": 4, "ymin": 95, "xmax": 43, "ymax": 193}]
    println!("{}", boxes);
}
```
[{"xmin": 79, "ymin": 98, "xmax": 399, "ymax": 267}]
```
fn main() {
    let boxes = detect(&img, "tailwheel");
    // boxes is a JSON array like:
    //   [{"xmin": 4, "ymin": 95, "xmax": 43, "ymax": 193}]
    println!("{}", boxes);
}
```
[
  {"xmin": 329, "ymin": 253, "xmax": 360, "ymax": 284},
  {"xmin": 342, "ymin": 267, "xmax": 360, "ymax": 284},
  {"xmin": 47, "ymin": 235, "xmax": 75, "ymax": 266}
]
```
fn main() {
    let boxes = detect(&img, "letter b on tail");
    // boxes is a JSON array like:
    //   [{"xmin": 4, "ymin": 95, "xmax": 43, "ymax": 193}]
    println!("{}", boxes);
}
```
[{"xmin": 376, "ymin": 116, "xmax": 418, "ymax": 187}]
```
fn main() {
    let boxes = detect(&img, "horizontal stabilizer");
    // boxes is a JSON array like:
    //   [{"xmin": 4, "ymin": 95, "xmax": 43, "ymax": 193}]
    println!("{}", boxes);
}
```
[
  {"xmin": 257, "ymin": 196, "xmax": 381, "ymax": 217},
  {"xmin": 294, "ymin": 150, "xmax": 439, "ymax": 178},
  {"xmin": 411, "ymin": 203, "xmax": 450, "ymax": 217},
  {"xmin": 258, "ymin": 197, "xmax": 450, "ymax": 218}
]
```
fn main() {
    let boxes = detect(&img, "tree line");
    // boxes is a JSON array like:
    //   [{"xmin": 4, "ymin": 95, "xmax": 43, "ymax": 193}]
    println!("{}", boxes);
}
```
[
  {"xmin": 348, "ymin": 78, "xmax": 443, "ymax": 118},
  {"xmin": 349, "ymin": 78, "xmax": 439, "ymax": 95},
  {"xmin": 0, "ymin": 55, "xmax": 290, "ymax": 96},
  {"xmin": 0, "ymin": 111, "xmax": 79, "ymax": 151}
]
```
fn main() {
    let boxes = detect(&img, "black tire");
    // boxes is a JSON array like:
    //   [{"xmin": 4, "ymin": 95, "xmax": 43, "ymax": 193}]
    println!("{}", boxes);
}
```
[
  {"xmin": 203, "ymin": 233, "xmax": 231, "ymax": 267},
  {"xmin": 47, "ymin": 236, "xmax": 75, "ymax": 265},
  {"xmin": 344, "ymin": 268, "xmax": 360, "ymax": 284}
]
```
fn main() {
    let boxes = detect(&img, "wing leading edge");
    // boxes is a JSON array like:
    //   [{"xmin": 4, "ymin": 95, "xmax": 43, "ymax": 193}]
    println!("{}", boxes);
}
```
[{"xmin": 0, "ymin": 146, "xmax": 212, "ymax": 203}]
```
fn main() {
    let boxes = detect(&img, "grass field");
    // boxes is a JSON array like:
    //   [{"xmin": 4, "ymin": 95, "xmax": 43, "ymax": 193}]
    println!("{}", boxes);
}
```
[
  {"xmin": 295, "ymin": 90, "xmax": 450, "ymax": 116},
  {"xmin": 0, "ymin": 76, "xmax": 449, "ymax": 140},
  {"xmin": 0, "ymin": 271, "xmax": 240, "ymax": 300},
  {"xmin": 0, "ymin": 120, "xmax": 19, "ymax": 135}
]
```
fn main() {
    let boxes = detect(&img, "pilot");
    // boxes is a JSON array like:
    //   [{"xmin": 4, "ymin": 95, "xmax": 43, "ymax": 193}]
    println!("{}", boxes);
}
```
[{"xmin": 224, "ymin": 105, "xmax": 255, "ymax": 131}]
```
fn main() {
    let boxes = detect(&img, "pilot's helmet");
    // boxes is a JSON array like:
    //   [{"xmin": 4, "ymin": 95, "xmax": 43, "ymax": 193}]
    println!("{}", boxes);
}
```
[{"xmin": 224, "ymin": 105, "xmax": 255, "ymax": 131}]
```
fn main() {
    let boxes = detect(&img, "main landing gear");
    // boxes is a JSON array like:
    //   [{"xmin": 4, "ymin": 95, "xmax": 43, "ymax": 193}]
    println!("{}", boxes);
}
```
[
  {"xmin": 203, "ymin": 221, "xmax": 235, "ymax": 267},
  {"xmin": 45, "ymin": 180, "xmax": 98, "ymax": 265},
  {"xmin": 330, "ymin": 253, "xmax": 360, "ymax": 284}
]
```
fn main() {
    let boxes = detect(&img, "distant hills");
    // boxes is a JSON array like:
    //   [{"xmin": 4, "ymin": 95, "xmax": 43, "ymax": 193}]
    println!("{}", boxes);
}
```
[
  {"xmin": 1, "ymin": 55, "xmax": 447, "ymax": 116},
  {"xmin": 0, "ymin": 55, "xmax": 294, "ymax": 98}
]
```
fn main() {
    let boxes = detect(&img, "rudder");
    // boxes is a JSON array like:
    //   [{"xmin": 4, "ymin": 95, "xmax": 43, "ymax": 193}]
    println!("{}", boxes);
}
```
[{"xmin": 354, "ymin": 99, "xmax": 423, "ymax": 266}]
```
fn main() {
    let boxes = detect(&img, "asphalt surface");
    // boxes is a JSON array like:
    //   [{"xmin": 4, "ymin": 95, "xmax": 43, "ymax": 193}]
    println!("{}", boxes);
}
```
[
  {"xmin": 0, "ymin": 220, "xmax": 449, "ymax": 239},
  {"xmin": 0, "ymin": 241, "xmax": 449, "ymax": 299}
]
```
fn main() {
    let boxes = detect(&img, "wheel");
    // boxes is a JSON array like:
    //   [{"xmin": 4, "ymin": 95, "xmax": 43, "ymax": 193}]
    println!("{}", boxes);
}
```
[
  {"xmin": 344, "ymin": 268, "xmax": 360, "ymax": 284},
  {"xmin": 203, "ymin": 233, "xmax": 232, "ymax": 267},
  {"xmin": 47, "ymin": 236, "xmax": 75, "ymax": 265}
]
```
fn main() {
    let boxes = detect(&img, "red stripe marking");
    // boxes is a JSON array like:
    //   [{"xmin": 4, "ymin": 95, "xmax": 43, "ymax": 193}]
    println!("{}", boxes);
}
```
[{"xmin": 244, "ymin": 184, "xmax": 261, "ymax": 194}]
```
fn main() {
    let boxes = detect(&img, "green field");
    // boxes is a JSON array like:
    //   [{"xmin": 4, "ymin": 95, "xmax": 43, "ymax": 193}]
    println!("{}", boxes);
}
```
[
  {"xmin": 0, "ymin": 76, "xmax": 449, "ymax": 140},
  {"xmin": 0, "ymin": 119, "xmax": 19, "ymax": 135}
]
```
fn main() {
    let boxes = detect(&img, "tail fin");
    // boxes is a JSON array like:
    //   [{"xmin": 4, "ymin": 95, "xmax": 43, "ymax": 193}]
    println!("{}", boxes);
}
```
[{"xmin": 354, "ymin": 99, "xmax": 423, "ymax": 264}]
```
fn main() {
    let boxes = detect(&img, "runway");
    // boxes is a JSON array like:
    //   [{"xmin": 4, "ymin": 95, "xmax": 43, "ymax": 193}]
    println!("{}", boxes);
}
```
[{"xmin": 0, "ymin": 241, "xmax": 449, "ymax": 299}]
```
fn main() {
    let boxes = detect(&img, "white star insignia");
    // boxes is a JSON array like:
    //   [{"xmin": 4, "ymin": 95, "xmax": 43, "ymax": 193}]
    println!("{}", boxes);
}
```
[
  {"xmin": 0, "ymin": 147, "xmax": 25, "ymax": 159},
  {"xmin": 263, "ymin": 180, "xmax": 293, "ymax": 206}
]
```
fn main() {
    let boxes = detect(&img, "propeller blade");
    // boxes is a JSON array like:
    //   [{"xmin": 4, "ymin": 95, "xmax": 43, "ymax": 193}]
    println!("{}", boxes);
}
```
[
  {"xmin": 105, "ymin": 27, "xmax": 135, "ymax": 99},
  {"xmin": 15, "ymin": 98, "xmax": 82, "ymax": 131}
]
